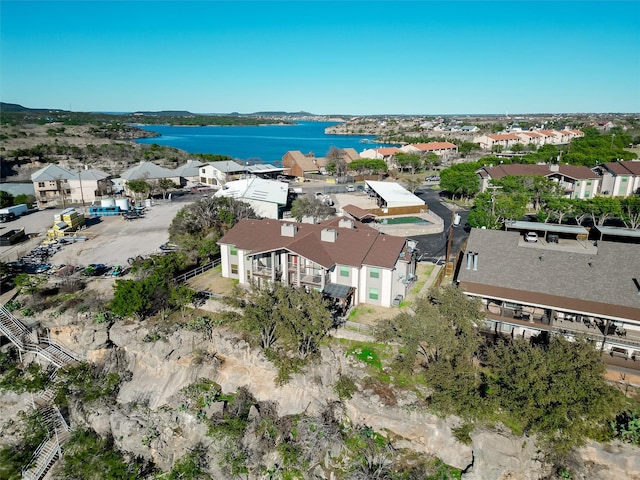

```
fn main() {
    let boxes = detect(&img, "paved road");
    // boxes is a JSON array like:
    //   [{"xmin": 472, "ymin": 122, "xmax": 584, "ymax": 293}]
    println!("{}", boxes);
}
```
[{"xmin": 412, "ymin": 187, "xmax": 471, "ymax": 264}]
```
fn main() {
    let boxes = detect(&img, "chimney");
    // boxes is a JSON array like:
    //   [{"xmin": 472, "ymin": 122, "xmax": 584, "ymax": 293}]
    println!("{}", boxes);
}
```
[
  {"xmin": 466, "ymin": 251, "xmax": 473, "ymax": 270},
  {"xmin": 472, "ymin": 252, "xmax": 478, "ymax": 271},
  {"xmin": 321, "ymin": 228, "xmax": 337, "ymax": 243},
  {"xmin": 549, "ymin": 164, "xmax": 559, "ymax": 172},
  {"xmin": 281, "ymin": 223, "xmax": 297, "ymax": 237},
  {"xmin": 338, "ymin": 218, "xmax": 354, "ymax": 229}
]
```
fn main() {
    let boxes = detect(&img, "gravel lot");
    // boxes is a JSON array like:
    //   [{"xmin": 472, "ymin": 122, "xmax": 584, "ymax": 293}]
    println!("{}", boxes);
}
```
[{"xmin": 0, "ymin": 200, "xmax": 193, "ymax": 267}]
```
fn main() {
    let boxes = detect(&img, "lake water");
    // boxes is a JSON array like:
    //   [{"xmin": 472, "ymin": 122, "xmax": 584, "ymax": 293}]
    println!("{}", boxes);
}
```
[{"xmin": 135, "ymin": 121, "xmax": 389, "ymax": 164}]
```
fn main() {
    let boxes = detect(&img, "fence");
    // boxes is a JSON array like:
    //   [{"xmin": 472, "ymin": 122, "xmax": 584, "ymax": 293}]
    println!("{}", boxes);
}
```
[{"xmin": 173, "ymin": 258, "xmax": 220, "ymax": 284}]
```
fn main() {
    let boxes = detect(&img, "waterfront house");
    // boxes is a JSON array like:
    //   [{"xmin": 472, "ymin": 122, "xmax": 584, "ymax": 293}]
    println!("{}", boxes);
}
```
[
  {"xmin": 281, "ymin": 151, "xmax": 324, "ymax": 178},
  {"xmin": 30, "ymin": 164, "xmax": 76, "ymax": 208},
  {"xmin": 199, "ymin": 160, "xmax": 245, "ymax": 187},
  {"xmin": 217, "ymin": 217, "xmax": 417, "ymax": 308}
]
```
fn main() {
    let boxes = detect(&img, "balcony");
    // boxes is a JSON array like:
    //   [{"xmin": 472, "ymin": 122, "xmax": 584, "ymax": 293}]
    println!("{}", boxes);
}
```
[
  {"xmin": 252, "ymin": 266, "xmax": 281, "ymax": 280},
  {"xmin": 483, "ymin": 302, "xmax": 640, "ymax": 351}
]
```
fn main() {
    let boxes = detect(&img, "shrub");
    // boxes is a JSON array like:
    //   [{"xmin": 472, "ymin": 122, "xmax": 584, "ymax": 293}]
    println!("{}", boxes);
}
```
[{"xmin": 335, "ymin": 374, "xmax": 358, "ymax": 400}]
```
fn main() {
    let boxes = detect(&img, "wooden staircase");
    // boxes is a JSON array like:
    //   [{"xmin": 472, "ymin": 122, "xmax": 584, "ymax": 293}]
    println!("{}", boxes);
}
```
[{"xmin": 0, "ymin": 303, "xmax": 80, "ymax": 480}]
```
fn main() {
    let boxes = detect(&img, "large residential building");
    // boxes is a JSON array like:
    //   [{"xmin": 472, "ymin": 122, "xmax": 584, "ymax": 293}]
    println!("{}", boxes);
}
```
[
  {"xmin": 400, "ymin": 141, "xmax": 458, "ymax": 157},
  {"xmin": 474, "ymin": 129, "xmax": 583, "ymax": 150},
  {"xmin": 477, "ymin": 163, "xmax": 600, "ymax": 199},
  {"xmin": 456, "ymin": 228, "xmax": 640, "ymax": 360},
  {"xmin": 594, "ymin": 160, "xmax": 640, "ymax": 197},
  {"xmin": 217, "ymin": 218, "xmax": 418, "ymax": 309}
]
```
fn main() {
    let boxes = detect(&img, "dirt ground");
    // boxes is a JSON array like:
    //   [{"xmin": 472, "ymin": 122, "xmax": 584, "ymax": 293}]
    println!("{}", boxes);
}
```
[
  {"xmin": 0, "ymin": 199, "xmax": 191, "ymax": 268},
  {"xmin": 1, "ymin": 123, "xmax": 121, "ymax": 151}
]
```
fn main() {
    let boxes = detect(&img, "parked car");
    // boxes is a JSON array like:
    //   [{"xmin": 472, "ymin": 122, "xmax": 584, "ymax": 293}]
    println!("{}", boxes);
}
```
[
  {"xmin": 524, "ymin": 232, "xmax": 538, "ymax": 243},
  {"xmin": 82, "ymin": 264, "xmax": 108, "ymax": 276},
  {"xmin": 425, "ymin": 175, "xmax": 440, "ymax": 182},
  {"xmin": 345, "ymin": 184, "xmax": 355, "ymax": 192}
]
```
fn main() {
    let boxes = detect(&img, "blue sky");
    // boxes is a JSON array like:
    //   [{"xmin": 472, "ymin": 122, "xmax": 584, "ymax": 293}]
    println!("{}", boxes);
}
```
[{"xmin": 1, "ymin": 1, "xmax": 639, "ymax": 114}]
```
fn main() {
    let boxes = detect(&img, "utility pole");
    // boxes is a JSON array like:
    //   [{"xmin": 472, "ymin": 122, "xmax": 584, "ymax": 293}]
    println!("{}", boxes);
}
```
[{"xmin": 445, "ymin": 205, "xmax": 455, "ymax": 276}]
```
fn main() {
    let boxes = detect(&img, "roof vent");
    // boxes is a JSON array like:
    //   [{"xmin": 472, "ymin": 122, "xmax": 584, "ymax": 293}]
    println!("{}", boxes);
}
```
[
  {"xmin": 321, "ymin": 228, "xmax": 337, "ymax": 243},
  {"xmin": 338, "ymin": 218, "xmax": 354, "ymax": 229}
]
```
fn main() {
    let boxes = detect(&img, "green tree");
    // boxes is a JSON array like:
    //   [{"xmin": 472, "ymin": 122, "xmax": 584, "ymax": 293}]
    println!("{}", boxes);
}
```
[
  {"xmin": 169, "ymin": 196, "xmax": 256, "ymax": 263},
  {"xmin": 621, "ymin": 196, "xmax": 640, "ymax": 229},
  {"xmin": 395, "ymin": 153, "xmax": 421, "ymax": 174},
  {"xmin": 486, "ymin": 336, "xmax": 625, "ymax": 451},
  {"xmin": 326, "ymin": 146, "xmax": 348, "ymax": 177},
  {"xmin": 439, "ymin": 162, "xmax": 481, "ymax": 200},
  {"xmin": 0, "ymin": 190, "xmax": 14, "ymax": 208},
  {"xmin": 157, "ymin": 178, "xmax": 178, "ymax": 199},
  {"xmin": 13, "ymin": 194, "xmax": 35, "ymax": 208},
  {"xmin": 126, "ymin": 179, "xmax": 151, "ymax": 204},
  {"xmin": 290, "ymin": 196, "xmax": 334, "ymax": 223}
]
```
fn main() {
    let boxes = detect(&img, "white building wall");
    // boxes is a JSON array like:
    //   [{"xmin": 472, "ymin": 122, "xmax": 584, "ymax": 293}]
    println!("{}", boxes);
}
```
[
  {"xmin": 220, "ymin": 244, "xmax": 231, "ymax": 277},
  {"xmin": 245, "ymin": 199, "xmax": 280, "ymax": 219}
]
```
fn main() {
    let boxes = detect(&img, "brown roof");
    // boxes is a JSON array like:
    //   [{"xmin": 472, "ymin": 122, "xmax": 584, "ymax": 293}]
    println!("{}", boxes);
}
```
[
  {"xmin": 604, "ymin": 161, "xmax": 640, "ymax": 176},
  {"xmin": 518, "ymin": 132, "xmax": 543, "ymax": 138},
  {"xmin": 555, "ymin": 164, "xmax": 599, "ymax": 180},
  {"xmin": 375, "ymin": 147, "xmax": 401, "ymax": 156},
  {"xmin": 538, "ymin": 130, "xmax": 559, "ymax": 136},
  {"xmin": 340, "ymin": 148, "xmax": 360, "ymax": 162},
  {"xmin": 480, "ymin": 163, "xmax": 597, "ymax": 181},
  {"xmin": 488, "ymin": 134, "xmax": 521, "ymax": 141},
  {"xmin": 480, "ymin": 164, "xmax": 551, "ymax": 179},
  {"xmin": 412, "ymin": 142, "xmax": 458, "ymax": 151},
  {"xmin": 218, "ymin": 218, "xmax": 407, "ymax": 269},
  {"xmin": 282, "ymin": 151, "xmax": 320, "ymax": 173},
  {"xmin": 342, "ymin": 204, "xmax": 377, "ymax": 220}
]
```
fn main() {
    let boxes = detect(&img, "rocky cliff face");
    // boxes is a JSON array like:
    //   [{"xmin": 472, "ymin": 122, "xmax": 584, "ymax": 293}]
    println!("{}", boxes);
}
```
[{"xmin": 6, "ymin": 311, "xmax": 638, "ymax": 479}]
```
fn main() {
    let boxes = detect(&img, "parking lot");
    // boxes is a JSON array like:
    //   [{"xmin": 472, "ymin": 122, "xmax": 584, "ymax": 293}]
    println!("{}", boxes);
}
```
[{"xmin": 0, "ymin": 200, "xmax": 190, "ymax": 268}]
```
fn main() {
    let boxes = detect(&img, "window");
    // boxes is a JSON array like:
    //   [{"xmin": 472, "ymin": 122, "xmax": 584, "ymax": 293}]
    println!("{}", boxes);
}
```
[
  {"xmin": 369, "ymin": 288, "xmax": 379, "ymax": 300},
  {"xmin": 38, "ymin": 182, "xmax": 45, "ymax": 188},
  {"xmin": 622, "ymin": 177, "xmax": 628, "ymax": 182},
  {"xmin": 340, "ymin": 266, "xmax": 349, "ymax": 277},
  {"xmin": 370, "ymin": 267, "xmax": 380, "ymax": 279},
  {"xmin": 231, "ymin": 264, "xmax": 238, "ymax": 275},
  {"xmin": 584, "ymin": 192, "xmax": 590, "ymax": 198},
  {"xmin": 587, "ymin": 180, "xmax": 592, "ymax": 186},
  {"xmin": 229, "ymin": 246, "xmax": 237, "ymax": 255}
]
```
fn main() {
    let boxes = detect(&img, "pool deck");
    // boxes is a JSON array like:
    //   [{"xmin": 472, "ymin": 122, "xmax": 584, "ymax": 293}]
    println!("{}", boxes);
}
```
[{"xmin": 334, "ymin": 193, "xmax": 444, "ymax": 237}]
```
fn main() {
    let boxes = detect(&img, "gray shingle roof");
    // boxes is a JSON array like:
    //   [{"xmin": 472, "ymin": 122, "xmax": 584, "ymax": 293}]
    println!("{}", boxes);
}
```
[
  {"xmin": 173, "ymin": 160, "xmax": 205, "ymax": 177},
  {"xmin": 457, "ymin": 229, "xmax": 640, "ymax": 320},
  {"xmin": 121, "ymin": 162, "xmax": 176, "ymax": 180},
  {"xmin": 31, "ymin": 164, "xmax": 76, "ymax": 182}
]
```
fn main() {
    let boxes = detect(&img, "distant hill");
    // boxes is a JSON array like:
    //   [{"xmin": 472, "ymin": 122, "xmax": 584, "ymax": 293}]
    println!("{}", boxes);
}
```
[
  {"xmin": 132, "ymin": 110, "xmax": 196, "ymax": 116},
  {"xmin": 1, "ymin": 102, "xmax": 67, "ymax": 113},
  {"xmin": 252, "ymin": 111, "xmax": 316, "ymax": 116}
]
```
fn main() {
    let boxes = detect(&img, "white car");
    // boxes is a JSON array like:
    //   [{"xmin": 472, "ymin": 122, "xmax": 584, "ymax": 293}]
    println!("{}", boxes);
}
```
[
  {"xmin": 524, "ymin": 232, "xmax": 538, "ymax": 243},
  {"xmin": 345, "ymin": 184, "xmax": 355, "ymax": 192}
]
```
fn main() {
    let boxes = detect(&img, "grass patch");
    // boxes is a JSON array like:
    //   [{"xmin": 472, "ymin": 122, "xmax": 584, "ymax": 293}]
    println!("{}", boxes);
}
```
[{"xmin": 347, "ymin": 345, "xmax": 383, "ymax": 370}]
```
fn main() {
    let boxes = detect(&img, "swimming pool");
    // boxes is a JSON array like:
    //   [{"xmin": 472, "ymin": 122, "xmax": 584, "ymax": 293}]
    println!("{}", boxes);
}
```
[{"xmin": 379, "ymin": 216, "xmax": 431, "ymax": 225}]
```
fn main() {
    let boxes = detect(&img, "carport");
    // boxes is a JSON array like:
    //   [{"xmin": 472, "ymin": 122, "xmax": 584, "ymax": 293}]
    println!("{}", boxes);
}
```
[{"xmin": 504, "ymin": 220, "xmax": 589, "ymax": 242}]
